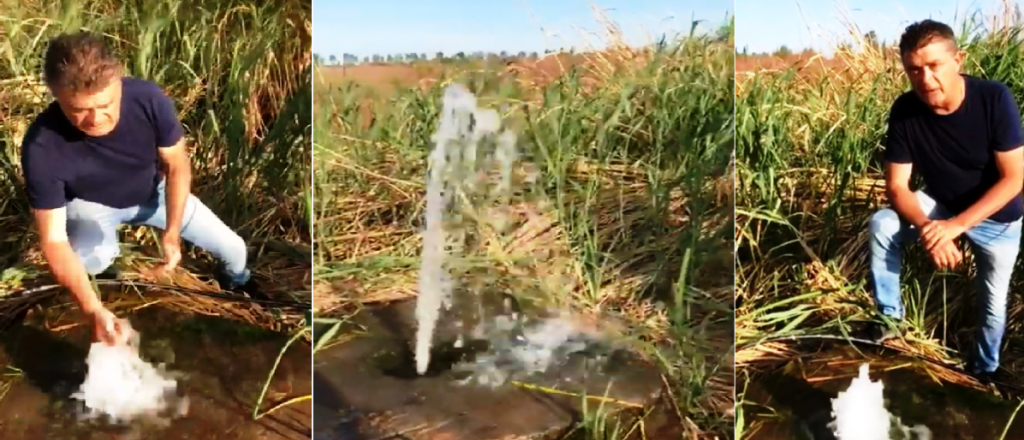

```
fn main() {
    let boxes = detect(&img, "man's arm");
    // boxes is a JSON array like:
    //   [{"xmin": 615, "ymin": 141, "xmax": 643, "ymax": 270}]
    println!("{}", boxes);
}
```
[
  {"xmin": 885, "ymin": 161, "xmax": 931, "ymax": 228},
  {"xmin": 159, "ymin": 136, "xmax": 191, "ymax": 234},
  {"xmin": 20, "ymin": 121, "xmax": 102, "ymax": 314},
  {"xmin": 882, "ymin": 98, "xmax": 931, "ymax": 227},
  {"xmin": 33, "ymin": 208, "xmax": 102, "ymax": 314},
  {"xmin": 952, "ymin": 147, "xmax": 1024, "ymax": 229}
]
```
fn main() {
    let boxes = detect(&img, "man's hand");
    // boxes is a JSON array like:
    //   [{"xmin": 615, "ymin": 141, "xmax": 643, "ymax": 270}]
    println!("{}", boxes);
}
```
[
  {"xmin": 920, "ymin": 219, "xmax": 967, "ymax": 252},
  {"xmin": 83, "ymin": 303, "xmax": 131, "ymax": 346},
  {"xmin": 150, "ymin": 230, "xmax": 182, "ymax": 277},
  {"xmin": 926, "ymin": 237, "xmax": 964, "ymax": 270}
]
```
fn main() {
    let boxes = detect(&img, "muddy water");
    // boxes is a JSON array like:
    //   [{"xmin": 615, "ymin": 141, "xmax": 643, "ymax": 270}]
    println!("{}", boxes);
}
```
[
  {"xmin": 0, "ymin": 289, "xmax": 311, "ymax": 439},
  {"xmin": 312, "ymin": 299, "xmax": 663, "ymax": 440},
  {"xmin": 743, "ymin": 345, "xmax": 1024, "ymax": 440}
]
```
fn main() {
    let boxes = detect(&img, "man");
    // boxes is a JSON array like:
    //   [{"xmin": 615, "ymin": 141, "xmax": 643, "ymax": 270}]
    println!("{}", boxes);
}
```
[
  {"xmin": 21, "ymin": 31, "xmax": 256, "ymax": 345},
  {"xmin": 868, "ymin": 19, "xmax": 1024, "ymax": 385}
]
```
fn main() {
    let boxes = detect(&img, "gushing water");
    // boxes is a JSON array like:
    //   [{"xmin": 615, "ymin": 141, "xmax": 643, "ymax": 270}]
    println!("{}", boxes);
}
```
[
  {"xmin": 413, "ymin": 84, "xmax": 613, "ymax": 384},
  {"xmin": 453, "ymin": 311, "xmax": 610, "ymax": 388},
  {"xmin": 415, "ymin": 84, "xmax": 518, "ymax": 375},
  {"xmin": 829, "ymin": 363, "xmax": 931, "ymax": 440},
  {"xmin": 71, "ymin": 320, "xmax": 187, "ymax": 425}
]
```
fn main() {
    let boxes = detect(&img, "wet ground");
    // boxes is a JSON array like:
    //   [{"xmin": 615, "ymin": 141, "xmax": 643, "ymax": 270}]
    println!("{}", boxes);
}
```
[
  {"xmin": 742, "ymin": 344, "xmax": 1024, "ymax": 440},
  {"xmin": 0, "ymin": 286, "xmax": 311, "ymax": 439},
  {"xmin": 312, "ymin": 299, "xmax": 663, "ymax": 440}
]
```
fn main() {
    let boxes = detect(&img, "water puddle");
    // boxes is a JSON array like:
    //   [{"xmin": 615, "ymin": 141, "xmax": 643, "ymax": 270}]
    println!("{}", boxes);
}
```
[
  {"xmin": 743, "ymin": 344, "xmax": 1023, "ymax": 440},
  {"xmin": 312, "ymin": 299, "xmax": 661, "ymax": 440},
  {"xmin": 0, "ymin": 285, "xmax": 311, "ymax": 439}
]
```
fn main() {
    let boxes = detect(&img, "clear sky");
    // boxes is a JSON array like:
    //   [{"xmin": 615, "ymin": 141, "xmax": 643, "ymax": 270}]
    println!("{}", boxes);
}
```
[
  {"xmin": 737, "ymin": 0, "xmax": 1002, "ymax": 54},
  {"xmin": 314, "ymin": 0, "xmax": 733, "ymax": 59}
]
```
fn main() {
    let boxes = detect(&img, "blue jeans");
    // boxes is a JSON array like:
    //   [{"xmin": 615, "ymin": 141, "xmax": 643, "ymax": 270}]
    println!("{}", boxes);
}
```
[
  {"xmin": 66, "ymin": 180, "xmax": 250, "ymax": 288},
  {"xmin": 868, "ymin": 190, "xmax": 1021, "ymax": 373}
]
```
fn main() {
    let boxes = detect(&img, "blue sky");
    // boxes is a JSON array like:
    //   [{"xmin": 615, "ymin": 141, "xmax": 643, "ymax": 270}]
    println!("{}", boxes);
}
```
[
  {"xmin": 314, "ymin": 0, "xmax": 733, "ymax": 59},
  {"xmin": 737, "ymin": 0, "xmax": 999, "ymax": 54}
]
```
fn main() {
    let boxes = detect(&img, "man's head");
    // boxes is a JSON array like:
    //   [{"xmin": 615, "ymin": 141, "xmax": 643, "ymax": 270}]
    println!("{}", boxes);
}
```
[
  {"xmin": 43, "ymin": 32, "xmax": 123, "ymax": 137},
  {"xmin": 898, "ymin": 20, "xmax": 965, "ymax": 111}
]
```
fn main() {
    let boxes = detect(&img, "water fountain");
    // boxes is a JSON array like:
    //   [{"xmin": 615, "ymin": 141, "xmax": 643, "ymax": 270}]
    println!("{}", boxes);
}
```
[
  {"xmin": 414, "ymin": 83, "xmax": 510, "ymax": 375},
  {"xmin": 313, "ymin": 83, "xmax": 663, "ymax": 440},
  {"xmin": 72, "ymin": 319, "xmax": 187, "ymax": 425},
  {"xmin": 829, "ymin": 363, "xmax": 932, "ymax": 440}
]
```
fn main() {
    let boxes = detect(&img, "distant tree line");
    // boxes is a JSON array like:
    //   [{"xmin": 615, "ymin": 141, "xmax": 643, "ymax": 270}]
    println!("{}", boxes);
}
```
[
  {"xmin": 313, "ymin": 50, "xmax": 547, "ymax": 66},
  {"xmin": 313, "ymin": 19, "xmax": 736, "ymax": 67},
  {"xmin": 735, "ymin": 30, "xmax": 886, "ymax": 57}
]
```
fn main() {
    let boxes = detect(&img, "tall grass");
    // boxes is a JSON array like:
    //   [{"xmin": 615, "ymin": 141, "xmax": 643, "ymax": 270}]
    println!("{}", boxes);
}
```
[
  {"xmin": 0, "ymin": 0, "xmax": 311, "ymax": 301},
  {"xmin": 314, "ymin": 16, "xmax": 736, "ymax": 439},
  {"xmin": 735, "ymin": 5, "xmax": 1024, "ymax": 436}
]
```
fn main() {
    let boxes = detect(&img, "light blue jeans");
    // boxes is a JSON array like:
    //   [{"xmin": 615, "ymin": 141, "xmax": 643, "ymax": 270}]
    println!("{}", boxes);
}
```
[
  {"xmin": 868, "ymin": 190, "xmax": 1021, "ymax": 373},
  {"xmin": 66, "ymin": 180, "xmax": 250, "ymax": 288}
]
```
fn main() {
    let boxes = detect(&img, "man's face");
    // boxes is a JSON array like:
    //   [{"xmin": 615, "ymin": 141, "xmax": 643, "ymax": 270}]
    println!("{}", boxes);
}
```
[
  {"xmin": 53, "ymin": 78, "xmax": 122, "ymax": 137},
  {"xmin": 902, "ymin": 38, "xmax": 964, "ymax": 109}
]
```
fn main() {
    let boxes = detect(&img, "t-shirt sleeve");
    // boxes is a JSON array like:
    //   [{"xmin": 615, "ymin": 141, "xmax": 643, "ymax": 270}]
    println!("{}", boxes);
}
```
[
  {"xmin": 20, "ymin": 123, "xmax": 66, "ymax": 210},
  {"xmin": 150, "ymin": 85, "xmax": 185, "ymax": 148},
  {"xmin": 883, "ymin": 98, "xmax": 913, "ymax": 164},
  {"xmin": 992, "ymin": 84, "xmax": 1024, "ymax": 152}
]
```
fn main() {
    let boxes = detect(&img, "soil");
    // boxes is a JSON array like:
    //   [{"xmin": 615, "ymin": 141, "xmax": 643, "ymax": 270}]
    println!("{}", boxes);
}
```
[
  {"xmin": 311, "ymin": 299, "xmax": 663, "ymax": 440},
  {"xmin": 741, "ymin": 344, "xmax": 1024, "ymax": 440},
  {"xmin": 0, "ymin": 287, "xmax": 312, "ymax": 439}
]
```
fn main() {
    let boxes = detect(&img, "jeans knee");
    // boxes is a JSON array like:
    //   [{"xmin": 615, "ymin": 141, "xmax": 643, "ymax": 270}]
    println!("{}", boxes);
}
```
[
  {"xmin": 67, "ymin": 220, "xmax": 120, "ymax": 276},
  {"xmin": 74, "ymin": 243, "xmax": 119, "ymax": 275},
  {"xmin": 869, "ymin": 208, "xmax": 901, "ymax": 238}
]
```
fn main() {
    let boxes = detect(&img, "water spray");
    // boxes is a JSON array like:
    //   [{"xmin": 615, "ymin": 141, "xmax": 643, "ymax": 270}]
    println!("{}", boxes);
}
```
[
  {"xmin": 829, "ymin": 363, "xmax": 931, "ymax": 440},
  {"xmin": 72, "ymin": 319, "xmax": 187, "ymax": 424},
  {"xmin": 415, "ymin": 83, "xmax": 512, "ymax": 375}
]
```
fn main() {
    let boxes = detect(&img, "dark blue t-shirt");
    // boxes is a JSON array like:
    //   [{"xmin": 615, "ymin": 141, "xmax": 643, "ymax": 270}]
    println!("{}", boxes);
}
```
[
  {"xmin": 885, "ymin": 75, "xmax": 1024, "ymax": 223},
  {"xmin": 21, "ymin": 77, "xmax": 184, "ymax": 210}
]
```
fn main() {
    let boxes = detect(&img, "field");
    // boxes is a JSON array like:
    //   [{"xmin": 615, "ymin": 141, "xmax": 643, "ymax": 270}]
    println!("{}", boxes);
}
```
[
  {"xmin": 0, "ymin": 0, "xmax": 313, "ymax": 431},
  {"xmin": 735, "ymin": 10, "xmax": 1024, "ymax": 439},
  {"xmin": 313, "ymin": 18, "xmax": 736, "ymax": 440},
  {"xmin": 735, "ymin": 52, "xmax": 850, "ymax": 75}
]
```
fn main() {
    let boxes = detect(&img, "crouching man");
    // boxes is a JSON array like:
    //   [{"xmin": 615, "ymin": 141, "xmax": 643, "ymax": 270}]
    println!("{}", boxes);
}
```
[{"xmin": 21, "ymin": 31, "xmax": 256, "ymax": 345}]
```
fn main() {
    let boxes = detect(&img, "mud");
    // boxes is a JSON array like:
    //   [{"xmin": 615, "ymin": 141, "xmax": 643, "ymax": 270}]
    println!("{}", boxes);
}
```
[
  {"xmin": 311, "ymin": 299, "xmax": 662, "ymax": 440},
  {"xmin": 0, "ymin": 288, "xmax": 311, "ymax": 439}
]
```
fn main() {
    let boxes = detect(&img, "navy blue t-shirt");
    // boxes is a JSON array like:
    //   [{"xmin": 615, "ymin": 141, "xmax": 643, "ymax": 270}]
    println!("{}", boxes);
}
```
[
  {"xmin": 21, "ymin": 77, "xmax": 184, "ymax": 210},
  {"xmin": 885, "ymin": 75, "xmax": 1024, "ymax": 223}
]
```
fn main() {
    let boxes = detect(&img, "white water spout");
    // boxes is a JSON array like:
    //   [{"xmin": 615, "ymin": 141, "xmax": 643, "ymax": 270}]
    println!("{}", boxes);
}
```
[
  {"xmin": 829, "ymin": 363, "xmax": 931, "ymax": 440},
  {"xmin": 72, "ymin": 320, "xmax": 187, "ymax": 424},
  {"xmin": 415, "ymin": 83, "xmax": 514, "ymax": 375}
]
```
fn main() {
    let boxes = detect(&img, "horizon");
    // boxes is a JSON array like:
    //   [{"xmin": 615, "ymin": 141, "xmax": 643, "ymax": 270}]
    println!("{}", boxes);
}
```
[
  {"xmin": 736, "ymin": 0, "xmax": 1008, "ymax": 56},
  {"xmin": 315, "ymin": 0, "xmax": 732, "ymax": 62}
]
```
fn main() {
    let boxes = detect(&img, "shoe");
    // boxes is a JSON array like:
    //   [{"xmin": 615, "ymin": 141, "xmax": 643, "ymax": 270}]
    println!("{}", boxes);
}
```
[
  {"xmin": 215, "ymin": 271, "xmax": 268, "ymax": 301},
  {"xmin": 866, "ymin": 320, "xmax": 901, "ymax": 343},
  {"xmin": 967, "ymin": 358, "xmax": 1012, "ymax": 399},
  {"xmin": 95, "ymin": 265, "xmax": 122, "ymax": 281},
  {"xmin": 973, "ymin": 370, "xmax": 1007, "ymax": 399}
]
